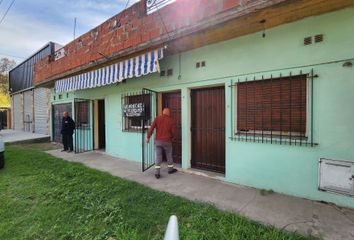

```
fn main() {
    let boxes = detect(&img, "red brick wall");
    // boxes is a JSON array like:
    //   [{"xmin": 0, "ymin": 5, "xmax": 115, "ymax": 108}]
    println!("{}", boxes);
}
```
[{"xmin": 34, "ymin": 0, "xmax": 250, "ymax": 85}]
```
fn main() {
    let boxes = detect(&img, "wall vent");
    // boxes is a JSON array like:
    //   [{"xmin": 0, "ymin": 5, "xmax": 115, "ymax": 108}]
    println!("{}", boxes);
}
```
[
  {"xmin": 160, "ymin": 69, "xmax": 166, "ymax": 77},
  {"xmin": 318, "ymin": 158, "xmax": 354, "ymax": 196},
  {"xmin": 304, "ymin": 37, "xmax": 312, "ymax": 46},
  {"xmin": 167, "ymin": 68, "xmax": 173, "ymax": 76},
  {"xmin": 314, "ymin": 34, "xmax": 324, "ymax": 43},
  {"xmin": 196, "ymin": 61, "xmax": 206, "ymax": 68}
]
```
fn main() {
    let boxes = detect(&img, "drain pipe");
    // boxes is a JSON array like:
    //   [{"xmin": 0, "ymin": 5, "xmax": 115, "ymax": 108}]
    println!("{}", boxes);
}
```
[{"xmin": 164, "ymin": 215, "xmax": 179, "ymax": 240}]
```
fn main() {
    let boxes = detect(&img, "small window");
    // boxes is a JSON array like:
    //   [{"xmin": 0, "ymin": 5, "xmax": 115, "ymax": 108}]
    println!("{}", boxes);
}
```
[
  {"xmin": 160, "ymin": 69, "xmax": 166, "ymax": 77},
  {"xmin": 122, "ymin": 93, "xmax": 151, "ymax": 131},
  {"xmin": 58, "ymin": 94, "xmax": 63, "ymax": 100},
  {"xmin": 236, "ymin": 75, "xmax": 307, "ymax": 139},
  {"xmin": 53, "ymin": 96, "xmax": 56, "ymax": 101},
  {"xmin": 167, "ymin": 68, "xmax": 173, "ymax": 76},
  {"xmin": 76, "ymin": 101, "xmax": 89, "ymax": 127}
]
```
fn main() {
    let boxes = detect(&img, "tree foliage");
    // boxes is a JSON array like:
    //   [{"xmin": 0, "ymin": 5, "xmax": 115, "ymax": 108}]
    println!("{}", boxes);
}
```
[{"xmin": 0, "ymin": 58, "xmax": 16, "ymax": 95}]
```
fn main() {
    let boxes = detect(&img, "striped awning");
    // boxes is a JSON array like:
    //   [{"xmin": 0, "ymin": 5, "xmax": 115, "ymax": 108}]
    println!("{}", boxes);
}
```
[{"xmin": 54, "ymin": 48, "xmax": 163, "ymax": 93}]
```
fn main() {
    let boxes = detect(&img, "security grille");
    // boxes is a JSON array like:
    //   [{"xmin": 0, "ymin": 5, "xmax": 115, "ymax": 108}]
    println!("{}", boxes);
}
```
[
  {"xmin": 121, "ymin": 89, "xmax": 157, "ymax": 171},
  {"xmin": 229, "ymin": 69, "xmax": 317, "ymax": 146},
  {"xmin": 52, "ymin": 103, "xmax": 72, "ymax": 143},
  {"xmin": 121, "ymin": 91, "xmax": 151, "ymax": 132},
  {"xmin": 74, "ymin": 99, "xmax": 93, "ymax": 154}
]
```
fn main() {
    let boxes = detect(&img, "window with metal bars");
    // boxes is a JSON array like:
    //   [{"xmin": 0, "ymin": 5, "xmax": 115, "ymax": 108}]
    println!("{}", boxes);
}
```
[
  {"xmin": 76, "ymin": 101, "xmax": 89, "ymax": 127},
  {"xmin": 121, "ymin": 92, "xmax": 151, "ymax": 132},
  {"xmin": 230, "ymin": 70, "xmax": 317, "ymax": 146}
]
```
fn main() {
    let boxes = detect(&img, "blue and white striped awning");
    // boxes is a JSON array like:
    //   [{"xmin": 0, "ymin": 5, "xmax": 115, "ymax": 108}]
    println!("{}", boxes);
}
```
[{"xmin": 54, "ymin": 48, "xmax": 163, "ymax": 93}]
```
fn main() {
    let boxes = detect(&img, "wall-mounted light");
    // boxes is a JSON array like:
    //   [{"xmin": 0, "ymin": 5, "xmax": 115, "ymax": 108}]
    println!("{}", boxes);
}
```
[{"xmin": 342, "ymin": 61, "xmax": 353, "ymax": 68}]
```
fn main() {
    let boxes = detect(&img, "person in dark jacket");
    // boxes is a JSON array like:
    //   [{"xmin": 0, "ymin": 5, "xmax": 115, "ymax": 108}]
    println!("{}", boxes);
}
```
[{"xmin": 61, "ymin": 111, "xmax": 75, "ymax": 152}]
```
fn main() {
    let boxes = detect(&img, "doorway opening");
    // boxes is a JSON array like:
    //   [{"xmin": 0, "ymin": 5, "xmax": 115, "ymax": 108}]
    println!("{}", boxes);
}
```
[
  {"xmin": 160, "ymin": 91, "xmax": 182, "ymax": 164},
  {"xmin": 94, "ymin": 99, "xmax": 106, "ymax": 150}
]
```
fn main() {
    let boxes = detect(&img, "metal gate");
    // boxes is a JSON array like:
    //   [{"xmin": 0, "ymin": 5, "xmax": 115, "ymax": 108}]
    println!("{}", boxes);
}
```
[
  {"xmin": 142, "ymin": 88, "xmax": 157, "ymax": 172},
  {"xmin": 52, "ymin": 103, "xmax": 72, "ymax": 143},
  {"xmin": 74, "ymin": 98, "xmax": 93, "ymax": 154}
]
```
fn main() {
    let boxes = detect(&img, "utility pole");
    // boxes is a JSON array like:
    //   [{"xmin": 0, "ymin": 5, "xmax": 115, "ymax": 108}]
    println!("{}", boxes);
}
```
[{"xmin": 73, "ymin": 17, "xmax": 77, "ymax": 40}]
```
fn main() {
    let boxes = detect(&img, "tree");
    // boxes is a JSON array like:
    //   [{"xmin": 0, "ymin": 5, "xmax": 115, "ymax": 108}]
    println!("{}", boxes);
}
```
[{"xmin": 0, "ymin": 58, "xmax": 16, "ymax": 95}]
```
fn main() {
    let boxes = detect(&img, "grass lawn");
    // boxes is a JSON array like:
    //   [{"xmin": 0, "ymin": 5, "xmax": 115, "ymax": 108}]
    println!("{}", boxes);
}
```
[{"xmin": 0, "ymin": 143, "xmax": 315, "ymax": 240}]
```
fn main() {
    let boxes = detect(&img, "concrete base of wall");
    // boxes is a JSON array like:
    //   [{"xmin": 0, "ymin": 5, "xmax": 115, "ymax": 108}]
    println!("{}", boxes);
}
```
[{"xmin": 0, "ymin": 129, "xmax": 50, "ymax": 144}]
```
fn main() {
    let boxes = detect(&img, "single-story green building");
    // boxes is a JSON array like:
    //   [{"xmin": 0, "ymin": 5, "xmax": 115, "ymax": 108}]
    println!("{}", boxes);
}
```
[{"xmin": 35, "ymin": 0, "xmax": 354, "ymax": 208}]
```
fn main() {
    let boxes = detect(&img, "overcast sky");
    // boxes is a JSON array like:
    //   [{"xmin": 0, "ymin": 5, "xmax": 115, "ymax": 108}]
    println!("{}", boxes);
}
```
[{"xmin": 0, "ymin": 0, "xmax": 139, "ymax": 64}]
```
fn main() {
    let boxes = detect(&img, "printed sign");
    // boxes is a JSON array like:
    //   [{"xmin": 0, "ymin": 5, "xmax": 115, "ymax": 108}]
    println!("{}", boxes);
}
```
[
  {"xmin": 124, "ymin": 103, "xmax": 144, "ymax": 117},
  {"xmin": 54, "ymin": 48, "xmax": 66, "ymax": 61}
]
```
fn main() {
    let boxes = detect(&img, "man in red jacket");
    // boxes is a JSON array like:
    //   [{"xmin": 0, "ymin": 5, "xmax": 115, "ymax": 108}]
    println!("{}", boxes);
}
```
[{"xmin": 146, "ymin": 108, "xmax": 178, "ymax": 179}]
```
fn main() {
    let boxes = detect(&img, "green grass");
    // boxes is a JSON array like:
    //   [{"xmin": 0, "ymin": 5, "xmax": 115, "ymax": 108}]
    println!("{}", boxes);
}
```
[{"xmin": 0, "ymin": 143, "xmax": 315, "ymax": 240}]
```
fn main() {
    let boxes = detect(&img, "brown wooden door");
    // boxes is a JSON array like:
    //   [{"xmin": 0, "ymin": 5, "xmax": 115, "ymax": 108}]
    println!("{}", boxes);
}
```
[
  {"xmin": 162, "ymin": 91, "xmax": 182, "ymax": 164},
  {"xmin": 191, "ymin": 87, "xmax": 225, "ymax": 173}
]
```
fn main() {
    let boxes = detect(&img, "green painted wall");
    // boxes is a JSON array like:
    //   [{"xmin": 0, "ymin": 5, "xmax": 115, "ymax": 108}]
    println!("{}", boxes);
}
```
[{"xmin": 51, "ymin": 8, "xmax": 354, "ymax": 208}]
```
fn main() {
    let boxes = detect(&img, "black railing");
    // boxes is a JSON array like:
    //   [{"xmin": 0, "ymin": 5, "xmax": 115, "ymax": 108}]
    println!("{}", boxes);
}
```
[
  {"xmin": 141, "ymin": 88, "xmax": 157, "ymax": 172},
  {"xmin": 74, "ymin": 99, "xmax": 93, "ymax": 153},
  {"xmin": 146, "ymin": 0, "xmax": 175, "ymax": 14}
]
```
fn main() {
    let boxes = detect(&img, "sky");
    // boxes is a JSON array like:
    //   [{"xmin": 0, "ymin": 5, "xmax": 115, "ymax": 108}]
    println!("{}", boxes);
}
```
[{"xmin": 0, "ymin": 0, "xmax": 139, "ymax": 64}]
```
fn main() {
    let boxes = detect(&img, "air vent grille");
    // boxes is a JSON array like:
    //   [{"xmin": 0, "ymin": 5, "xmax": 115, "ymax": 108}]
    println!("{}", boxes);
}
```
[
  {"xmin": 304, "ymin": 37, "xmax": 312, "ymax": 46},
  {"xmin": 314, "ymin": 34, "xmax": 324, "ymax": 43}
]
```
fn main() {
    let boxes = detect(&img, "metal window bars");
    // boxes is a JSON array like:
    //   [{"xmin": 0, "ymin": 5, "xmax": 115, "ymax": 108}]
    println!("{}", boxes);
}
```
[
  {"xmin": 74, "ymin": 99, "xmax": 93, "ymax": 153},
  {"xmin": 229, "ymin": 69, "xmax": 318, "ymax": 147},
  {"xmin": 121, "ymin": 90, "xmax": 152, "ymax": 132}
]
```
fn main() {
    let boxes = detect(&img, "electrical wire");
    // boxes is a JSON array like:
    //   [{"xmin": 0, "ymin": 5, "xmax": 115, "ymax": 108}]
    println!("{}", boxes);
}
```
[
  {"xmin": 0, "ymin": 0, "xmax": 16, "ymax": 25},
  {"xmin": 152, "ymin": 1, "xmax": 182, "ymax": 78}
]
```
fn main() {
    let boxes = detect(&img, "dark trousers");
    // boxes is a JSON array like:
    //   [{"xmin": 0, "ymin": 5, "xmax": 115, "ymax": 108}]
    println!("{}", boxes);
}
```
[{"xmin": 62, "ymin": 134, "xmax": 73, "ymax": 151}]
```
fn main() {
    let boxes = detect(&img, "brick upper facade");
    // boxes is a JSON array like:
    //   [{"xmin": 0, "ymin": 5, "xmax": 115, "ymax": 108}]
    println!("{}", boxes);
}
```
[{"xmin": 33, "ymin": 0, "xmax": 272, "ymax": 85}]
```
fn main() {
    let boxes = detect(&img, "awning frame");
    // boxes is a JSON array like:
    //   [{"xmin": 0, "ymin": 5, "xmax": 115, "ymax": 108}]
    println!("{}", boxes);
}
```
[{"xmin": 54, "ymin": 48, "xmax": 163, "ymax": 93}]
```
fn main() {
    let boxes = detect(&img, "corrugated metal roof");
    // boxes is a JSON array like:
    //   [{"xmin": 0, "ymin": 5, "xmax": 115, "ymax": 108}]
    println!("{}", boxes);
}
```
[{"xmin": 9, "ymin": 42, "xmax": 61, "ymax": 94}]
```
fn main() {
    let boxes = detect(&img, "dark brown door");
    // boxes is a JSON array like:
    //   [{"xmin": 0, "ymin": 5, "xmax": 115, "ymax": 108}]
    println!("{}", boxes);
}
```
[
  {"xmin": 98, "ymin": 100, "xmax": 106, "ymax": 149},
  {"xmin": 191, "ymin": 87, "xmax": 225, "ymax": 173},
  {"xmin": 162, "ymin": 91, "xmax": 182, "ymax": 164}
]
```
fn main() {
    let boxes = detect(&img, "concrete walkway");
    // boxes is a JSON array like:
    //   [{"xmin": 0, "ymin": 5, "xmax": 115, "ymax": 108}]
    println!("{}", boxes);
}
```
[
  {"xmin": 0, "ymin": 129, "xmax": 50, "ymax": 143},
  {"xmin": 47, "ymin": 150, "xmax": 354, "ymax": 240}
]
